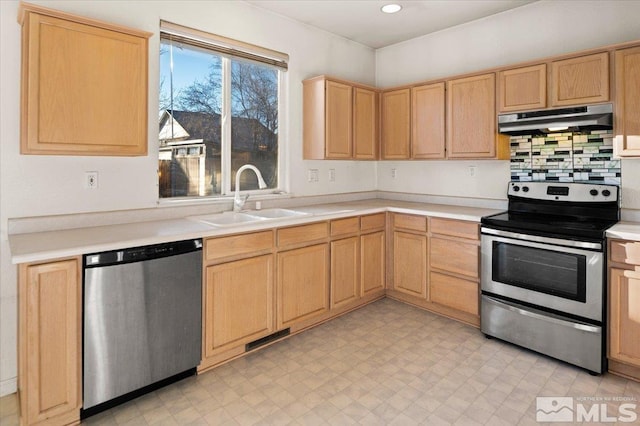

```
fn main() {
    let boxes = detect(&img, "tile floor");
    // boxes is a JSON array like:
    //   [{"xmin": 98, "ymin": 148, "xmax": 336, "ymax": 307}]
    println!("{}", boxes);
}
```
[{"xmin": 1, "ymin": 298, "xmax": 639, "ymax": 425}]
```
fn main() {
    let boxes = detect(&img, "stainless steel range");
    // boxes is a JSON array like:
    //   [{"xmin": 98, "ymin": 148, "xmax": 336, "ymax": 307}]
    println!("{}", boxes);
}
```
[{"xmin": 480, "ymin": 181, "xmax": 619, "ymax": 374}]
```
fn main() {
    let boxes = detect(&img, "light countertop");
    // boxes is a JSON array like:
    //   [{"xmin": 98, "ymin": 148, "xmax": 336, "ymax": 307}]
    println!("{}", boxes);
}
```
[
  {"xmin": 9, "ymin": 199, "xmax": 503, "ymax": 264},
  {"xmin": 607, "ymin": 222, "xmax": 640, "ymax": 242}
]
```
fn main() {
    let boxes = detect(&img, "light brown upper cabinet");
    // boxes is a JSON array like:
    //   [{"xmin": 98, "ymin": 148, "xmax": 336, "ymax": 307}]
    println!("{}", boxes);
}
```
[
  {"xmin": 303, "ymin": 76, "xmax": 378, "ymax": 160},
  {"xmin": 447, "ymin": 73, "xmax": 507, "ymax": 159},
  {"xmin": 381, "ymin": 88, "xmax": 411, "ymax": 159},
  {"xmin": 497, "ymin": 64, "xmax": 547, "ymax": 112},
  {"xmin": 353, "ymin": 87, "xmax": 379, "ymax": 159},
  {"xmin": 614, "ymin": 46, "xmax": 640, "ymax": 157},
  {"xmin": 411, "ymin": 82, "xmax": 446, "ymax": 159},
  {"xmin": 550, "ymin": 52, "xmax": 609, "ymax": 107},
  {"xmin": 19, "ymin": 3, "xmax": 151, "ymax": 156}
]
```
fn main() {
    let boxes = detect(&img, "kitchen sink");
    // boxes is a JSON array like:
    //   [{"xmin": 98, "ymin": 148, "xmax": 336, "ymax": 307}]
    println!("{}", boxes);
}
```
[
  {"xmin": 246, "ymin": 208, "xmax": 310, "ymax": 219},
  {"xmin": 188, "ymin": 212, "xmax": 268, "ymax": 227}
]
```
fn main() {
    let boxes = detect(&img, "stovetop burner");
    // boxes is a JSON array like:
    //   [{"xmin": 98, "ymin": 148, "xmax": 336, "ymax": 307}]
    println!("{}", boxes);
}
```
[
  {"xmin": 481, "ymin": 181, "xmax": 620, "ymax": 241},
  {"xmin": 481, "ymin": 211, "xmax": 618, "ymax": 241}
]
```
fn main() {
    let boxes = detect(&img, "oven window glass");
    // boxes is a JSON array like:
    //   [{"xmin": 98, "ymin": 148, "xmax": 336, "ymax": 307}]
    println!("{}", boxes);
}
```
[{"xmin": 492, "ymin": 242, "xmax": 587, "ymax": 302}]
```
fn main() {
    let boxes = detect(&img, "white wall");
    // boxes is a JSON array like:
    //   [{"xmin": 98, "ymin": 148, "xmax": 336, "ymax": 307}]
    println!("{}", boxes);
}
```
[
  {"xmin": 0, "ymin": 0, "xmax": 376, "ymax": 395},
  {"xmin": 375, "ymin": 0, "xmax": 640, "ymax": 208}
]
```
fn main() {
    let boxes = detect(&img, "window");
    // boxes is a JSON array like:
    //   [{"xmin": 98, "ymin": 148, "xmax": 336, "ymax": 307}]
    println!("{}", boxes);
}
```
[{"xmin": 158, "ymin": 22, "xmax": 287, "ymax": 199}]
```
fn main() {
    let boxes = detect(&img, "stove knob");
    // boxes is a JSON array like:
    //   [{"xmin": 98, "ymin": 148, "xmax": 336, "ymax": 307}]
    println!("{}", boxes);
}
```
[
  {"xmin": 513, "ymin": 185, "xmax": 520, "ymax": 192},
  {"xmin": 522, "ymin": 186, "xmax": 529, "ymax": 192},
  {"xmin": 590, "ymin": 189, "xmax": 599, "ymax": 196},
  {"xmin": 602, "ymin": 189, "xmax": 611, "ymax": 197}
]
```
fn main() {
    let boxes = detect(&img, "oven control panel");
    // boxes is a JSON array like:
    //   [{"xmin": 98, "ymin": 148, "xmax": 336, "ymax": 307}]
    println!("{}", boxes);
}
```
[{"xmin": 509, "ymin": 182, "xmax": 619, "ymax": 202}]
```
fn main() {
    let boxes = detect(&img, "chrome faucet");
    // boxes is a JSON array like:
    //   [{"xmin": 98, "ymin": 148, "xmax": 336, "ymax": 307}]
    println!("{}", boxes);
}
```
[{"xmin": 234, "ymin": 164, "xmax": 267, "ymax": 212}]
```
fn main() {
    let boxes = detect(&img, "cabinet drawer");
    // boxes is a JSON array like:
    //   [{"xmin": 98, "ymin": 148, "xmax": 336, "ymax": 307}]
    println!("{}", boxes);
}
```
[
  {"xmin": 430, "ymin": 272, "xmax": 479, "ymax": 315},
  {"xmin": 610, "ymin": 240, "xmax": 640, "ymax": 266},
  {"xmin": 361, "ymin": 213, "xmax": 385, "ymax": 232},
  {"xmin": 393, "ymin": 214, "xmax": 427, "ymax": 233},
  {"xmin": 331, "ymin": 217, "xmax": 359, "ymax": 237},
  {"xmin": 205, "ymin": 231, "xmax": 273, "ymax": 261},
  {"xmin": 430, "ymin": 218, "xmax": 478, "ymax": 240},
  {"xmin": 430, "ymin": 236, "xmax": 479, "ymax": 278},
  {"xmin": 278, "ymin": 222, "xmax": 329, "ymax": 247}
]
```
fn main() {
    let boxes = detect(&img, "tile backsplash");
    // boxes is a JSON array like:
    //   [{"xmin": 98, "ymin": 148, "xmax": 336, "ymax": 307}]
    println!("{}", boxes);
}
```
[{"xmin": 510, "ymin": 129, "xmax": 620, "ymax": 185}]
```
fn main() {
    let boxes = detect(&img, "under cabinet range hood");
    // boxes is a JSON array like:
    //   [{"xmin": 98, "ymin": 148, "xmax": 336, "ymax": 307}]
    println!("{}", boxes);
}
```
[{"xmin": 498, "ymin": 104, "xmax": 613, "ymax": 135}]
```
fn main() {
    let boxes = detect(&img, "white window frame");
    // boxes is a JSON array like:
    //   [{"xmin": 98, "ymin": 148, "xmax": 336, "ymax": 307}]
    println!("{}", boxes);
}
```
[{"xmin": 158, "ymin": 21, "xmax": 288, "ymax": 204}]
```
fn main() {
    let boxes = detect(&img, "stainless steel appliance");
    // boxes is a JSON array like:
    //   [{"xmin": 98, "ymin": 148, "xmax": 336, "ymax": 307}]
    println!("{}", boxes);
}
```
[
  {"xmin": 82, "ymin": 239, "xmax": 202, "ymax": 417},
  {"xmin": 481, "ymin": 182, "xmax": 619, "ymax": 373},
  {"xmin": 498, "ymin": 104, "xmax": 613, "ymax": 135}
]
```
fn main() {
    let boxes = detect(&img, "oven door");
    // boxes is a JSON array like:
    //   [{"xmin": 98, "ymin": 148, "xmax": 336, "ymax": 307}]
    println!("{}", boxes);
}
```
[{"xmin": 481, "ymin": 228, "xmax": 604, "ymax": 322}]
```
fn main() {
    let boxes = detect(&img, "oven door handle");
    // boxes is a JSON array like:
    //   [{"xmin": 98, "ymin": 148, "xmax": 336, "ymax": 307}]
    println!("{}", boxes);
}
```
[
  {"xmin": 480, "ymin": 227, "xmax": 602, "ymax": 250},
  {"xmin": 483, "ymin": 296, "xmax": 601, "ymax": 333}
]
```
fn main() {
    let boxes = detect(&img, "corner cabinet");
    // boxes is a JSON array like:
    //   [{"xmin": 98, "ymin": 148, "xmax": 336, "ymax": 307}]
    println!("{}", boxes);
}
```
[
  {"xmin": 18, "ymin": 3, "xmax": 151, "ymax": 156},
  {"xmin": 19, "ymin": 258, "xmax": 82, "ymax": 426},
  {"xmin": 381, "ymin": 89, "xmax": 411, "ymax": 159},
  {"xmin": 447, "ymin": 73, "xmax": 508, "ymax": 159},
  {"xmin": 614, "ymin": 46, "xmax": 640, "ymax": 157},
  {"xmin": 608, "ymin": 239, "xmax": 640, "ymax": 382},
  {"xmin": 303, "ymin": 76, "xmax": 378, "ymax": 160}
]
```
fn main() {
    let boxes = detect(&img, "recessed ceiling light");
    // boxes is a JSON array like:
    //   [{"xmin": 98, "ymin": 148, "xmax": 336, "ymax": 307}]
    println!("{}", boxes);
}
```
[{"xmin": 381, "ymin": 4, "xmax": 402, "ymax": 14}]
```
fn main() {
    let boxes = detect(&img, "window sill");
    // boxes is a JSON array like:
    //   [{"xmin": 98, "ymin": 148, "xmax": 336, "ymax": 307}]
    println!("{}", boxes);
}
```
[{"xmin": 157, "ymin": 191, "xmax": 292, "ymax": 208}]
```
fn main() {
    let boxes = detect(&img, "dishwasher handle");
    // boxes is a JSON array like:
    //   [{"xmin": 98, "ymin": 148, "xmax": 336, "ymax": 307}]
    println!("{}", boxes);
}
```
[{"xmin": 85, "ymin": 239, "xmax": 202, "ymax": 268}]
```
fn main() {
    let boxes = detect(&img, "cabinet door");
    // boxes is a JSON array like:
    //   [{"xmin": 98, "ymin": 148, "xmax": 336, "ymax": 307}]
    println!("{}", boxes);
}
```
[
  {"xmin": 447, "ymin": 73, "xmax": 498, "ymax": 158},
  {"xmin": 429, "ymin": 272, "xmax": 478, "ymax": 316},
  {"xmin": 498, "ymin": 64, "xmax": 547, "ymax": 112},
  {"xmin": 204, "ymin": 255, "xmax": 274, "ymax": 356},
  {"xmin": 411, "ymin": 83, "xmax": 445, "ymax": 159},
  {"xmin": 331, "ymin": 237, "xmax": 360, "ymax": 309},
  {"xmin": 20, "ymin": 259, "xmax": 81, "ymax": 425},
  {"xmin": 430, "ymin": 236, "xmax": 479, "ymax": 279},
  {"xmin": 361, "ymin": 231, "xmax": 385, "ymax": 296},
  {"xmin": 354, "ymin": 87, "xmax": 378, "ymax": 159},
  {"xmin": 609, "ymin": 268, "xmax": 640, "ymax": 367},
  {"xmin": 614, "ymin": 46, "xmax": 640, "ymax": 157},
  {"xmin": 393, "ymin": 231, "xmax": 427, "ymax": 298},
  {"xmin": 550, "ymin": 52, "xmax": 609, "ymax": 107},
  {"xmin": 381, "ymin": 89, "xmax": 411, "ymax": 159},
  {"xmin": 277, "ymin": 244, "xmax": 329, "ymax": 328},
  {"xmin": 21, "ymin": 12, "xmax": 148, "ymax": 155},
  {"xmin": 325, "ymin": 80, "xmax": 353, "ymax": 158}
]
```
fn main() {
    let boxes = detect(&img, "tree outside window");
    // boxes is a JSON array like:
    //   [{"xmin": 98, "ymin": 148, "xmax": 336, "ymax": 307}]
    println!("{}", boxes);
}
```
[{"xmin": 159, "ymin": 36, "xmax": 279, "ymax": 199}]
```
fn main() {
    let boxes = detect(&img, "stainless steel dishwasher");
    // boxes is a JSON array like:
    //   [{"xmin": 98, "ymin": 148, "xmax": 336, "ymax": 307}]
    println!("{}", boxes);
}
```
[{"xmin": 82, "ymin": 238, "xmax": 202, "ymax": 417}]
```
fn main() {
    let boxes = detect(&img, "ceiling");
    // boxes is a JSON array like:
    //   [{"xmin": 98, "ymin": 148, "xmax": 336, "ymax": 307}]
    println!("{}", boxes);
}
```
[{"xmin": 244, "ymin": 0, "xmax": 538, "ymax": 49}]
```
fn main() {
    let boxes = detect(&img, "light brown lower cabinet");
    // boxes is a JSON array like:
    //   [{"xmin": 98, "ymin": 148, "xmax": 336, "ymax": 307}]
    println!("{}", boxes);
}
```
[
  {"xmin": 19, "ymin": 258, "xmax": 82, "ymax": 426},
  {"xmin": 331, "ymin": 237, "xmax": 360, "ymax": 309},
  {"xmin": 393, "ymin": 231, "xmax": 427, "ymax": 298},
  {"xmin": 609, "ymin": 267, "xmax": 640, "ymax": 380},
  {"xmin": 277, "ymin": 243, "xmax": 330, "ymax": 329},
  {"xmin": 204, "ymin": 255, "xmax": 275, "ymax": 357},
  {"xmin": 429, "ymin": 271, "xmax": 479, "ymax": 316},
  {"xmin": 428, "ymin": 218, "xmax": 480, "ymax": 324},
  {"xmin": 608, "ymin": 239, "xmax": 640, "ymax": 382},
  {"xmin": 361, "ymin": 230, "xmax": 385, "ymax": 296}
]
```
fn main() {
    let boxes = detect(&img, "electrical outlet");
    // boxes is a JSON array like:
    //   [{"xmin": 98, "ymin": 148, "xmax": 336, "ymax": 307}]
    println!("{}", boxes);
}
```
[
  {"xmin": 468, "ymin": 166, "xmax": 477, "ymax": 177},
  {"xmin": 85, "ymin": 171, "xmax": 98, "ymax": 189},
  {"xmin": 391, "ymin": 168, "xmax": 397, "ymax": 179},
  {"xmin": 307, "ymin": 169, "xmax": 319, "ymax": 183},
  {"xmin": 329, "ymin": 169, "xmax": 336, "ymax": 182}
]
